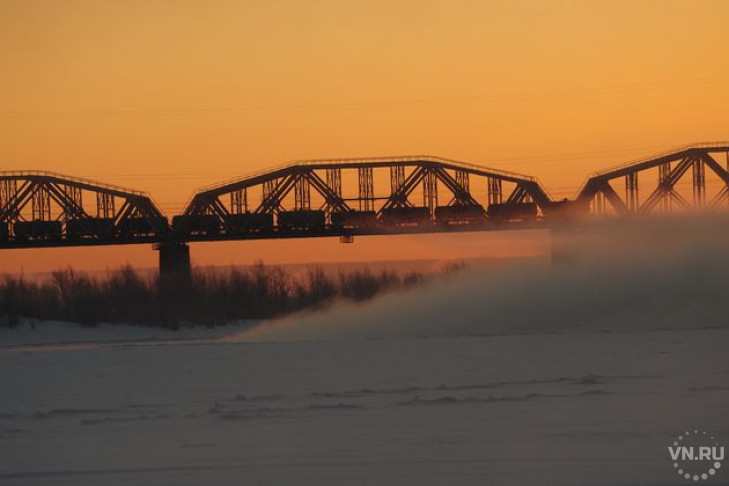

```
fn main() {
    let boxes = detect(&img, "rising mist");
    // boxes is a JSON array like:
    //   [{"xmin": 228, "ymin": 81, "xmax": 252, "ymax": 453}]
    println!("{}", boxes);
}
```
[{"xmin": 237, "ymin": 214, "xmax": 729, "ymax": 342}]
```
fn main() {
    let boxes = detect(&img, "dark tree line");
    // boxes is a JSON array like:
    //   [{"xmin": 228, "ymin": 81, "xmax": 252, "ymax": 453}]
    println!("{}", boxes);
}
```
[{"xmin": 0, "ymin": 262, "xmax": 464, "ymax": 328}]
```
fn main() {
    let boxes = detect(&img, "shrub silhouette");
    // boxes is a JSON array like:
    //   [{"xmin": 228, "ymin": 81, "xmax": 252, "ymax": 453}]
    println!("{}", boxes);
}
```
[{"xmin": 0, "ymin": 262, "xmax": 464, "ymax": 328}]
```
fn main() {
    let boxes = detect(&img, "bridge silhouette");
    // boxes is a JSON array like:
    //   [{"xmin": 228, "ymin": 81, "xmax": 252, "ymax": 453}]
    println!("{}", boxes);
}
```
[{"xmin": 1, "ymin": 143, "xmax": 727, "ymax": 280}]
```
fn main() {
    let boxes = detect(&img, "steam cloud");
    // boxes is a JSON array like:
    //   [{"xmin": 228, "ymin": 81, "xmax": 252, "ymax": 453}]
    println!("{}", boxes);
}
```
[{"xmin": 233, "ymin": 214, "xmax": 729, "ymax": 342}]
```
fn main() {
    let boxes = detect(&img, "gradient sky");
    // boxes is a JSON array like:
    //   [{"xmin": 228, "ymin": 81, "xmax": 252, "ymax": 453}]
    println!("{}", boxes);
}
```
[{"xmin": 1, "ymin": 0, "xmax": 729, "ymax": 272}]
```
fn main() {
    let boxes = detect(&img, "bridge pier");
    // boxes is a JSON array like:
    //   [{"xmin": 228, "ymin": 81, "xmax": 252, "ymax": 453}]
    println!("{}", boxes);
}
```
[
  {"xmin": 155, "ymin": 243, "xmax": 192, "ymax": 288},
  {"xmin": 550, "ymin": 226, "xmax": 581, "ymax": 266}
]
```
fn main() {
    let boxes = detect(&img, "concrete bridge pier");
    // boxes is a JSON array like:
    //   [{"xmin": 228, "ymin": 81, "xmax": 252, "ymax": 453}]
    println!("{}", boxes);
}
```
[
  {"xmin": 549, "ymin": 226, "xmax": 581, "ymax": 266},
  {"xmin": 155, "ymin": 243, "xmax": 192, "ymax": 289}
]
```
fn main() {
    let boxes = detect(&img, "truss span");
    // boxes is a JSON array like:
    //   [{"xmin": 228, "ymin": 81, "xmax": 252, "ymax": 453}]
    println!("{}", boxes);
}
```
[
  {"xmin": 576, "ymin": 143, "xmax": 729, "ymax": 215},
  {"xmin": 0, "ymin": 171, "xmax": 168, "ymax": 248},
  {"xmin": 175, "ymin": 156, "xmax": 553, "ymax": 238}
]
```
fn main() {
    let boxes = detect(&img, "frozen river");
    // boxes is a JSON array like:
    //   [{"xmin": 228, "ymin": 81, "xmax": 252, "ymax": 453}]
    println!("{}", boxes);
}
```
[
  {"xmin": 1, "ymin": 325, "xmax": 726, "ymax": 485},
  {"xmin": 3, "ymin": 221, "xmax": 729, "ymax": 485}
]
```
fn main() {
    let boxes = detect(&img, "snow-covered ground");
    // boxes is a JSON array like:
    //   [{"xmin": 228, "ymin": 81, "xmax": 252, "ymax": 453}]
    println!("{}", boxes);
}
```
[
  {"xmin": 0, "ymin": 320, "xmax": 256, "ymax": 348},
  {"xmin": 1, "ymin": 219, "xmax": 728, "ymax": 485},
  {"xmin": 0, "ymin": 326, "xmax": 727, "ymax": 485}
]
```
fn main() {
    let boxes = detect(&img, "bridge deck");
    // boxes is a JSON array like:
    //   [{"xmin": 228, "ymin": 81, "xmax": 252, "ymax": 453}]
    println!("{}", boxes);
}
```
[{"xmin": 0, "ymin": 220, "xmax": 548, "ymax": 249}]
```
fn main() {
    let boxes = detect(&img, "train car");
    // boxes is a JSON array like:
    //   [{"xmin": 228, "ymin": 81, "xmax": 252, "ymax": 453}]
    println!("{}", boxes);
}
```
[
  {"xmin": 434, "ymin": 204, "xmax": 485, "ymax": 224},
  {"xmin": 223, "ymin": 213, "xmax": 274, "ymax": 233},
  {"xmin": 172, "ymin": 215, "xmax": 220, "ymax": 235},
  {"xmin": 487, "ymin": 202, "xmax": 538, "ymax": 222},
  {"xmin": 330, "ymin": 210, "xmax": 377, "ymax": 228},
  {"xmin": 66, "ymin": 218, "xmax": 114, "ymax": 238},
  {"xmin": 14, "ymin": 220, "xmax": 63, "ymax": 240},
  {"xmin": 379, "ymin": 207, "xmax": 431, "ymax": 226},
  {"xmin": 277, "ymin": 210, "xmax": 326, "ymax": 230},
  {"xmin": 118, "ymin": 217, "xmax": 168, "ymax": 236},
  {"xmin": 543, "ymin": 200, "xmax": 589, "ymax": 222}
]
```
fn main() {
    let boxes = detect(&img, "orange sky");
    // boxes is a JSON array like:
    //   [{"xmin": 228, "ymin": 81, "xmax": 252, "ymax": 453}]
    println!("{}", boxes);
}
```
[{"xmin": 1, "ymin": 0, "xmax": 729, "ymax": 272}]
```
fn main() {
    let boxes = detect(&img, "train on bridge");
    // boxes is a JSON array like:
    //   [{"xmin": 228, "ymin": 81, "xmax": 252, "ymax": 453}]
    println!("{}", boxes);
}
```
[{"xmin": 0, "ymin": 143, "xmax": 727, "ymax": 277}]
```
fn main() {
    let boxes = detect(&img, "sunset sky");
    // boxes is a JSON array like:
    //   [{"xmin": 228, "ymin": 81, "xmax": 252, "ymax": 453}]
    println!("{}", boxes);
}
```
[{"xmin": 1, "ymin": 0, "xmax": 729, "ymax": 272}]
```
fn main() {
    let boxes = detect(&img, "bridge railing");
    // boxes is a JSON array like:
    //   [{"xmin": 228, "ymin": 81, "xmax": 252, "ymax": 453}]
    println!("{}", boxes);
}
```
[{"xmin": 0, "ymin": 170, "xmax": 149, "ymax": 197}]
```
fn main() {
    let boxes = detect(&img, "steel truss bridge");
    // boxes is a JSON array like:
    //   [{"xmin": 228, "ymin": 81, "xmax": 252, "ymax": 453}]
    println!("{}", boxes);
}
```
[{"xmin": 1, "ymin": 143, "xmax": 728, "ymax": 277}]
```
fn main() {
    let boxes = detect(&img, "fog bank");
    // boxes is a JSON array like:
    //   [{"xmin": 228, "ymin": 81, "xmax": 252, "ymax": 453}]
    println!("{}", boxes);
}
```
[{"xmin": 233, "ymin": 215, "xmax": 729, "ymax": 342}]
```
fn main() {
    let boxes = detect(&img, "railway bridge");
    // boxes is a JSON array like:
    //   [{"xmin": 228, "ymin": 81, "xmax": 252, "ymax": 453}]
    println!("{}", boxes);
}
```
[{"xmin": 0, "ymin": 143, "xmax": 727, "ymax": 281}]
